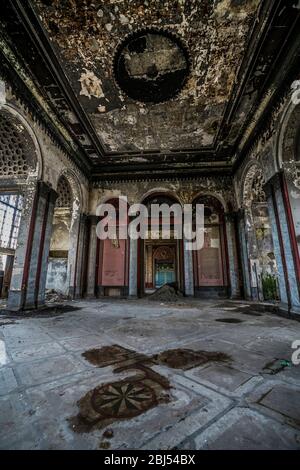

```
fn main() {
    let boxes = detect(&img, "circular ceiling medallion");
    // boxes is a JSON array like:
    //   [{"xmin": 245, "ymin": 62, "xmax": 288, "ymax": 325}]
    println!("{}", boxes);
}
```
[{"xmin": 114, "ymin": 29, "xmax": 190, "ymax": 104}]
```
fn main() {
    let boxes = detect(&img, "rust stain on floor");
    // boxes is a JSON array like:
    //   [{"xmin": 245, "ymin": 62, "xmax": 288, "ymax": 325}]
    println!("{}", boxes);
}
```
[
  {"xmin": 71, "ymin": 345, "xmax": 170, "ymax": 432},
  {"xmin": 71, "ymin": 344, "xmax": 231, "ymax": 432},
  {"xmin": 152, "ymin": 348, "xmax": 231, "ymax": 370}
]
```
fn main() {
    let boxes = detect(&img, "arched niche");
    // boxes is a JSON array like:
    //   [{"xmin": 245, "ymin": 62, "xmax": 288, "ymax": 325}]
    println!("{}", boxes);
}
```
[
  {"xmin": 241, "ymin": 163, "xmax": 278, "ymax": 300},
  {"xmin": 46, "ymin": 175, "xmax": 73, "ymax": 295}
]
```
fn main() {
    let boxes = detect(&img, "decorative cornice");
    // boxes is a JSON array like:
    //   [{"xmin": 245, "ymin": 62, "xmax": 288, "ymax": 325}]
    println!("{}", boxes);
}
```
[{"xmin": 92, "ymin": 174, "xmax": 233, "ymax": 188}]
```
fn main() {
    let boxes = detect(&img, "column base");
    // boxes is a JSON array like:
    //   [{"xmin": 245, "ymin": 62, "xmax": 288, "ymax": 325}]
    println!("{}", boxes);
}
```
[
  {"xmin": 85, "ymin": 293, "xmax": 96, "ymax": 299},
  {"xmin": 68, "ymin": 286, "xmax": 76, "ymax": 298},
  {"xmin": 7, "ymin": 290, "xmax": 25, "ymax": 311},
  {"xmin": 273, "ymin": 302, "xmax": 300, "ymax": 321},
  {"xmin": 290, "ymin": 305, "xmax": 300, "ymax": 316},
  {"xmin": 74, "ymin": 293, "xmax": 83, "ymax": 299}
]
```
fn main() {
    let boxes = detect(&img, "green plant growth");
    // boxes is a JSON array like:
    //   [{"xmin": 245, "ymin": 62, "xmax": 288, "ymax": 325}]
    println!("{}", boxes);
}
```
[{"xmin": 261, "ymin": 273, "xmax": 278, "ymax": 301}]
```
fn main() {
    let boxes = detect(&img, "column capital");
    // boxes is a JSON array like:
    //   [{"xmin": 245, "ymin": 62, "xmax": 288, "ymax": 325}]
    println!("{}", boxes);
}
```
[
  {"xmin": 37, "ymin": 181, "xmax": 54, "ymax": 199},
  {"xmin": 35, "ymin": 181, "xmax": 58, "ymax": 204}
]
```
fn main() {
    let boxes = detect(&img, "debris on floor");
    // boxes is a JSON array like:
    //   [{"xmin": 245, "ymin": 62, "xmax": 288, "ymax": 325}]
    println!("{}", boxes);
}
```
[
  {"xmin": 45, "ymin": 289, "xmax": 69, "ymax": 303},
  {"xmin": 3, "ymin": 304, "xmax": 81, "ymax": 318},
  {"xmin": 263, "ymin": 359, "xmax": 292, "ymax": 375},
  {"xmin": 148, "ymin": 284, "xmax": 183, "ymax": 302}
]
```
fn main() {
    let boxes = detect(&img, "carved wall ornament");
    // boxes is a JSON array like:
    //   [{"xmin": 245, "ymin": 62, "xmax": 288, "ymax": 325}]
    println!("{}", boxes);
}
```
[
  {"xmin": 177, "ymin": 190, "xmax": 196, "ymax": 205},
  {"xmin": 111, "ymin": 235, "xmax": 120, "ymax": 249}
]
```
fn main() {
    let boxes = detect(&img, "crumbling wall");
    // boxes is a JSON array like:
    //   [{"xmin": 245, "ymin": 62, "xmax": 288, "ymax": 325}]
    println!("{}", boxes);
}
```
[
  {"xmin": 46, "ymin": 258, "xmax": 68, "ymax": 294},
  {"xmin": 49, "ymin": 209, "xmax": 71, "ymax": 252},
  {"xmin": 90, "ymin": 176, "xmax": 235, "ymax": 214}
]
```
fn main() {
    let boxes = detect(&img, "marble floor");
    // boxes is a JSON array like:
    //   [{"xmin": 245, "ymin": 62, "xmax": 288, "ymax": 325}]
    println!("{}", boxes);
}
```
[{"xmin": 0, "ymin": 298, "xmax": 300, "ymax": 450}]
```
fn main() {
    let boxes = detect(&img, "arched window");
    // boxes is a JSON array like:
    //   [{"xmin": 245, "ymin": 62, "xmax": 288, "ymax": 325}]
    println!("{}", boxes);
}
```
[
  {"xmin": 0, "ymin": 110, "xmax": 37, "ymax": 299},
  {"xmin": 242, "ymin": 165, "xmax": 278, "ymax": 300}
]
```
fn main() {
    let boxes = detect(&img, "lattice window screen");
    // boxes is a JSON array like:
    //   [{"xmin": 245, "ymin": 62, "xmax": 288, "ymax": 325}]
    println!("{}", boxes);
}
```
[
  {"xmin": 0, "ymin": 115, "xmax": 29, "ymax": 177},
  {"xmin": 56, "ymin": 176, "xmax": 72, "ymax": 208}
]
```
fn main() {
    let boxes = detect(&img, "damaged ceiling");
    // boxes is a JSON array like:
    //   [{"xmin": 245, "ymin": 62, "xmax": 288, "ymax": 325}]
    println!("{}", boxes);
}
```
[
  {"xmin": 0, "ymin": 0, "xmax": 300, "ymax": 180},
  {"xmin": 35, "ymin": 0, "xmax": 260, "ymax": 153}
]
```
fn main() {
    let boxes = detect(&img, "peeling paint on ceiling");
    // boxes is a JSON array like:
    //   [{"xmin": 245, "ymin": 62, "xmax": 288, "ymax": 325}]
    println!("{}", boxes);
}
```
[{"xmin": 34, "ymin": 0, "xmax": 261, "ymax": 153}]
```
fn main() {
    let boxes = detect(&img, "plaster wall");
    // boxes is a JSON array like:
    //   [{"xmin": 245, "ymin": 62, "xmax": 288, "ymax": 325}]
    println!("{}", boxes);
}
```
[{"xmin": 46, "ymin": 258, "xmax": 68, "ymax": 294}]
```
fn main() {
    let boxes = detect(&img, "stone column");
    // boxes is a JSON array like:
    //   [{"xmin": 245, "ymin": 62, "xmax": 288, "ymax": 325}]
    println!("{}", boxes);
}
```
[
  {"xmin": 183, "ymin": 238, "xmax": 194, "ymax": 296},
  {"xmin": 25, "ymin": 182, "xmax": 52, "ymax": 308},
  {"xmin": 36, "ymin": 188, "xmax": 58, "ymax": 306},
  {"xmin": 237, "ymin": 209, "xmax": 251, "ymax": 300},
  {"xmin": 67, "ymin": 210, "xmax": 80, "ymax": 298},
  {"xmin": 181, "ymin": 201, "xmax": 194, "ymax": 297},
  {"xmin": 7, "ymin": 181, "xmax": 56, "ymax": 311},
  {"xmin": 128, "ymin": 238, "xmax": 138, "ymax": 298},
  {"xmin": 225, "ymin": 212, "xmax": 241, "ymax": 299},
  {"xmin": 74, "ymin": 214, "xmax": 88, "ymax": 298},
  {"xmin": 1, "ymin": 255, "xmax": 14, "ymax": 298},
  {"xmin": 7, "ymin": 182, "xmax": 37, "ymax": 310},
  {"xmin": 86, "ymin": 215, "xmax": 98, "ymax": 298},
  {"xmin": 265, "ymin": 173, "xmax": 300, "ymax": 314},
  {"xmin": 146, "ymin": 244, "xmax": 153, "ymax": 288}
]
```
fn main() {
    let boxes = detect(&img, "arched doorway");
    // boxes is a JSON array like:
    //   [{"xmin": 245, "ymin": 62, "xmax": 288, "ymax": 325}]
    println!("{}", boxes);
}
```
[
  {"xmin": 140, "ymin": 194, "xmax": 184, "ymax": 296},
  {"xmin": 192, "ymin": 195, "xmax": 229, "ymax": 298},
  {"xmin": 46, "ymin": 175, "xmax": 73, "ymax": 295}
]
